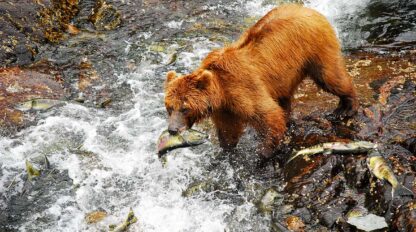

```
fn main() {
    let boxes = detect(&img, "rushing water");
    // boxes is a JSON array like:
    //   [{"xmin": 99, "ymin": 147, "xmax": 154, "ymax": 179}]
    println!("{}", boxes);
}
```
[{"xmin": 1, "ymin": 0, "xmax": 415, "ymax": 231}]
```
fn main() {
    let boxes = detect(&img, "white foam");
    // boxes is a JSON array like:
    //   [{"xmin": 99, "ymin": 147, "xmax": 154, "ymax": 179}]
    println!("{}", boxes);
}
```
[
  {"xmin": 164, "ymin": 20, "xmax": 184, "ymax": 29},
  {"xmin": 304, "ymin": 0, "xmax": 371, "ymax": 47}
]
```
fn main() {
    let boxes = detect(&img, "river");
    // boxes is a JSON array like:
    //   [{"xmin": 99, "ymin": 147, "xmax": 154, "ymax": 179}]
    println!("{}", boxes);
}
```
[{"xmin": 0, "ymin": 0, "xmax": 415, "ymax": 231}]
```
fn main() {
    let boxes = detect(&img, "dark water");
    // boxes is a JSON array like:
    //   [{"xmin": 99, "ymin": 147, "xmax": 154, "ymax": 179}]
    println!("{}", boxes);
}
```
[{"xmin": 305, "ymin": 0, "xmax": 416, "ymax": 50}]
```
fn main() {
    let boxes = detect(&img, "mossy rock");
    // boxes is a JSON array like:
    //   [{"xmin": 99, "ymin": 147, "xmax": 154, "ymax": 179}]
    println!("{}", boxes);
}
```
[{"xmin": 90, "ymin": 1, "xmax": 121, "ymax": 31}]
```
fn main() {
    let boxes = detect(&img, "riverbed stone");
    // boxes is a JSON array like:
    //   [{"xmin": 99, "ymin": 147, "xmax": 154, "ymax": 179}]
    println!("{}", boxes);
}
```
[{"xmin": 0, "ymin": 65, "xmax": 65, "ymax": 134}]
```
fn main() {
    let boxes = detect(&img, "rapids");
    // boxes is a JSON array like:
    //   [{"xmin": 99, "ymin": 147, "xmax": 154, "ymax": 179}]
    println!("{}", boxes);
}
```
[{"xmin": 1, "ymin": 0, "xmax": 415, "ymax": 231}]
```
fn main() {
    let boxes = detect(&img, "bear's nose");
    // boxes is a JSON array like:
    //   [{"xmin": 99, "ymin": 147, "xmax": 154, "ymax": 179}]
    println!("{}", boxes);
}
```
[{"xmin": 168, "ymin": 128, "xmax": 178, "ymax": 135}]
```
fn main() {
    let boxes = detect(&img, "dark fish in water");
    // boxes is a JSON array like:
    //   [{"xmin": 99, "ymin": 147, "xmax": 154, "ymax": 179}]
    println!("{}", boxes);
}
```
[
  {"xmin": 25, "ymin": 160, "xmax": 40, "ymax": 181},
  {"xmin": 346, "ymin": 206, "xmax": 368, "ymax": 219},
  {"xmin": 286, "ymin": 141, "xmax": 376, "ymax": 164},
  {"xmin": 157, "ymin": 129, "xmax": 208, "ymax": 157},
  {"xmin": 109, "ymin": 208, "xmax": 137, "ymax": 232},
  {"xmin": 181, "ymin": 180, "xmax": 213, "ymax": 197},
  {"xmin": 367, "ymin": 155, "xmax": 414, "ymax": 198},
  {"xmin": 257, "ymin": 188, "xmax": 280, "ymax": 214},
  {"xmin": 43, "ymin": 155, "xmax": 51, "ymax": 169}
]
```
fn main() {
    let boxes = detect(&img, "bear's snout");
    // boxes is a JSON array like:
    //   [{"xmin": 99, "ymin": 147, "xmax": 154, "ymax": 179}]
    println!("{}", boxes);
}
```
[
  {"xmin": 168, "ymin": 128, "xmax": 178, "ymax": 135},
  {"xmin": 168, "ymin": 111, "xmax": 187, "ymax": 135}
]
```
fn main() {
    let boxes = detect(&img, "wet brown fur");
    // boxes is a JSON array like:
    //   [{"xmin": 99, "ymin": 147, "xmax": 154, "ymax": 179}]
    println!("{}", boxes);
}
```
[{"xmin": 164, "ymin": 4, "xmax": 358, "ymax": 158}]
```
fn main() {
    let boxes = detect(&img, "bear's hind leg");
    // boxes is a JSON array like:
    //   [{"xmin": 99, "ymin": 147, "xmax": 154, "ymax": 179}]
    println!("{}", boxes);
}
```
[
  {"xmin": 212, "ymin": 110, "xmax": 245, "ymax": 151},
  {"xmin": 306, "ymin": 57, "xmax": 358, "ymax": 118},
  {"xmin": 278, "ymin": 96, "xmax": 292, "ymax": 118}
]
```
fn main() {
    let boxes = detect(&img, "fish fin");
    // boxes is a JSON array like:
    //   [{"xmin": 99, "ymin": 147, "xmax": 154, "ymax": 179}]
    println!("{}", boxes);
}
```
[
  {"xmin": 323, "ymin": 150, "xmax": 332, "ymax": 155},
  {"xmin": 44, "ymin": 155, "xmax": 51, "ymax": 169},
  {"xmin": 285, "ymin": 152, "xmax": 298, "ymax": 164},
  {"xmin": 271, "ymin": 220, "xmax": 290, "ymax": 232},
  {"xmin": 393, "ymin": 184, "xmax": 415, "ymax": 198}
]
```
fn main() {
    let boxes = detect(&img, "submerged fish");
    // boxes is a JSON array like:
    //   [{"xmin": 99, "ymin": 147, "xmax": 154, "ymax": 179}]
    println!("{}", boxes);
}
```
[
  {"xmin": 286, "ymin": 141, "xmax": 377, "ymax": 164},
  {"xmin": 367, "ymin": 155, "xmax": 414, "ymax": 198},
  {"xmin": 109, "ymin": 208, "xmax": 137, "ymax": 232},
  {"xmin": 25, "ymin": 160, "xmax": 41, "ymax": 180},
  {"xmin": 85, "ymin": 210, "xmax": 107, "ymax": 224},
  {"xmin": 165, "ymin": 52, "xmax": 177, "ymax": 65},
  {"xmin": 181, "ymin": 180, "xmax": 214, "ymax": 197},
  {"xmin": 257, "ymin": 188, "xmax": 280, "ymax": 214},
  {"xmin": 15, "ymin": 99, "xmax": 66, "ymax": 111},
  {"xmin": 346, "ymin": 206, "xmax": 368, "ymax": 219},
  {"xmin": 157, "ymin": 129, "xmax": 208, "ymax": 157},
  {"xmin": 43, "ymin": 155, "xmax": 51, "ymax": 170}
]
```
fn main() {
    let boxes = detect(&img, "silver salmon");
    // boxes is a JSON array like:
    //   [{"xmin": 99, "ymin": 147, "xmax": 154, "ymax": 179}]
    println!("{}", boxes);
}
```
[
  {"xmin": 15, "ymin": 99, "xmax": 66, "ymax": 111},
  {"xmin": 367, "ymin": 155, "xmax": 414, "ymax": 198},
  {"xmin": 109, "ymin": 208, "xmax": 137, "ymax": 232},
  {"xmin": 157, "ymin": 129, "xmax": 208, "ymax": 157},
  {"xmin": 286, "ymin": 141, "xmax": 377, "ymax": 164}
]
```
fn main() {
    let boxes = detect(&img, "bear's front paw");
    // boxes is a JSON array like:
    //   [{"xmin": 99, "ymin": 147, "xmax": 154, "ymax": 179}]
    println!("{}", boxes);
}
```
[
  {"xmin": 333, "ymin": 98, "xmax": 359, "ymax": 120},
  {"xmin": 221, "ymin": 146, "xmax": 237, "ymax": 154},
  {"xmin": 256, "ymin": 144, "xmax": 275, "ymax": 160}
]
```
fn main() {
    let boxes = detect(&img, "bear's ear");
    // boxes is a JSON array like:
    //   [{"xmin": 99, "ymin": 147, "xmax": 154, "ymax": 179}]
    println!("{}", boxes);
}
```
[
  {"xmin": 166, "ymin": 71, "xmax": 177, "ymax": 83},
  {"xmin": 196, "ymin": 70, "xmax": 213, "ymax": 90}
]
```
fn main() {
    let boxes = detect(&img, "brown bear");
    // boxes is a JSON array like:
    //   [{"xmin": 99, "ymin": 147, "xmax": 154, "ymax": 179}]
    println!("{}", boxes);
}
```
[{"xmin": 164, "ymin": 4, "xmax": 358, "ymax": 158}]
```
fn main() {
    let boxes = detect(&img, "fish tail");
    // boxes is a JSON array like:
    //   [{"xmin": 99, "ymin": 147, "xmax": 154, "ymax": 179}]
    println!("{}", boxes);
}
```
[{"xmin": 393, "ymin": 184, "xmax": 415, "ymax": 198}]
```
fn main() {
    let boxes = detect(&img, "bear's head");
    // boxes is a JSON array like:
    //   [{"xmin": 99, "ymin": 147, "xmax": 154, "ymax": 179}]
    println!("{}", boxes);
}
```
[{"xmin": 164, "ymin": 69, "xmax": 220, "ymax": 135}]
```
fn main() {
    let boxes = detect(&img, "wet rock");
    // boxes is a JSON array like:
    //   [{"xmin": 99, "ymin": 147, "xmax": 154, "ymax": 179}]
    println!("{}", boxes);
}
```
[
  {"xmin": 360, "ymin": 0, "xmax": 416, "ymax": 49},
  {"xmin": 292, "ymin": 207, "xmax": 312, "ymax": 224},
  {"xmin": 90, "ymin": 0, "xmax": 121, "ymax": 31},
  {"xmin": 73, "ymin": 0, "xmax": 97, "ymax": 28},
  {"xmin": 38, "ymin": 0, "xmax": 80, "ymax": 43},
  {"xmin": 78, "ymin": 58, "xmax": 100, "ymax": 91},
  {"xmin": 392, "ymin": 200, "xmax": 416, "ymax": 231},
  {"xmin": 343, "ymin": 156, "xmax": 370, "ymax": 190},
  {"xmin": 72, "ymin": 58, "xmax": 116, "ymax": 109},
  {"xmin": 0, "ymin": 65, "xmax": 65, "ymax": 134},
  {"xmin": 347, "ymin": 213, "xmax": 388, "ymax": 231},
  {"xmin": 0, "ymin": 1, "xmax": 43, "ymax": 66},
  {"xmin": 285, "ymin": 215, "xmax": 305, "ymax": 232},
  {"xmin": 0, "ymin": 169, "xmax": 75, "ymax": 230},
  {"xmin": 279, "ymin": 68, "xmax": 416, "ymax": 230}
]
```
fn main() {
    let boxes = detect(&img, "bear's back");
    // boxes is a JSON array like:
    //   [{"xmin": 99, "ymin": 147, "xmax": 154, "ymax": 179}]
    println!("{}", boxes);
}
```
[{"xmin": 234, "ymin": 4, "xmax": 337, "ymax": 51}]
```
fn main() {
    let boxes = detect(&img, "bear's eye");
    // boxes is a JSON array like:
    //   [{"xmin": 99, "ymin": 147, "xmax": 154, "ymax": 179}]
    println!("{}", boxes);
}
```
[
  {"xmin": 180, "ymin": 108, "xmax": 189, "ymax": 114},
  {"xmin": 167, "ymin": 107, "xmax": 173, "ymax": 115}
]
